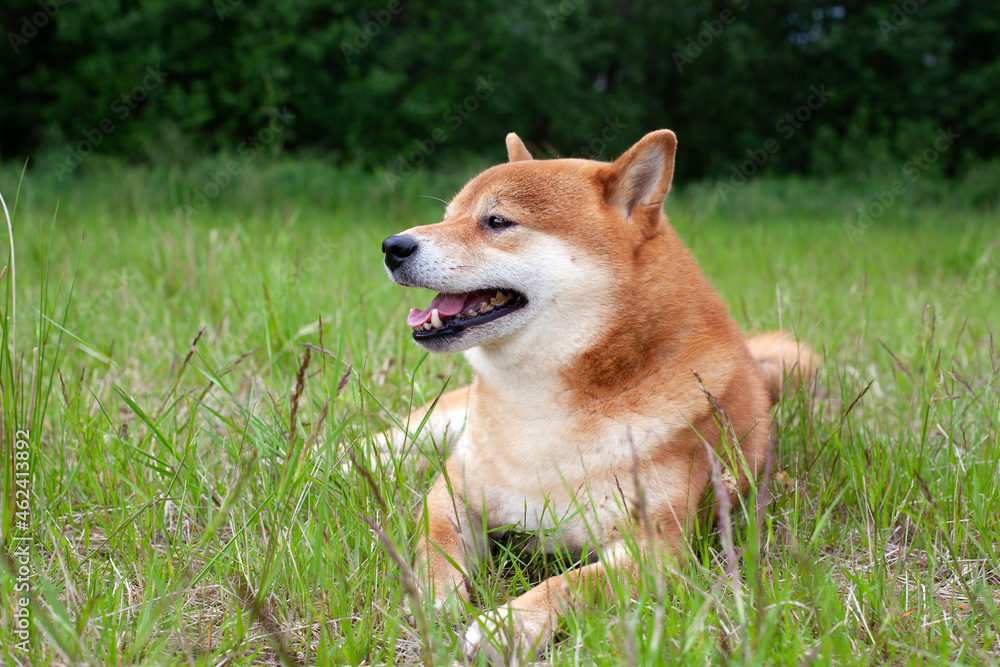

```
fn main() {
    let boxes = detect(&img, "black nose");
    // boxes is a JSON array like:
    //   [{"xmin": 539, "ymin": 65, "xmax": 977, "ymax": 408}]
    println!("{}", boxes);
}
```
[{"xmin": 382, "ymin": 234, "xmax": 419, "ymax": 271}]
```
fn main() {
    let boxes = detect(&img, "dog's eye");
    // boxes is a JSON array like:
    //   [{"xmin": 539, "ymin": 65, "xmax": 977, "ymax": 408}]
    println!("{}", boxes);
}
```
[{"xmin": 484, "ymin": 214, "xmax": 515, "ymax": 230}]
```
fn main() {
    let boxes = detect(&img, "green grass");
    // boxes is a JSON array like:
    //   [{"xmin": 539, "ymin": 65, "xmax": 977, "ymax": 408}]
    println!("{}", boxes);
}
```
[{"xmin": 1, "ymin": 159, "xmax": 998, "ymax": 666}]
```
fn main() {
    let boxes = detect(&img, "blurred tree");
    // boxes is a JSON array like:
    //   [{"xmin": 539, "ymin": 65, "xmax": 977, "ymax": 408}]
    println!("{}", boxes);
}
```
[{"xmin": 0, "ymin": 0, "xmax": 996, "ymax": 179}]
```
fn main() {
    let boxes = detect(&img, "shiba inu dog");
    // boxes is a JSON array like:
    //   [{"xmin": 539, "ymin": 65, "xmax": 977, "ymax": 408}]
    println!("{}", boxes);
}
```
[{"xmin": 381, "ymin": 130, "xmax": 814, "ymax": 663}]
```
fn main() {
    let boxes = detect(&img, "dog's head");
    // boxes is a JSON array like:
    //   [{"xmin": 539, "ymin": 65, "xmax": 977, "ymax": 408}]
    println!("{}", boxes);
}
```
[{"xmin": 383, "ymin": 130, "xmax": 677, "ymax": 358}]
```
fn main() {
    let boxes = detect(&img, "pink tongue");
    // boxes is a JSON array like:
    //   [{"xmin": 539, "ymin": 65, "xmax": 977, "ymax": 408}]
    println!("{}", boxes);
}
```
[{"xmin": 407, "ymin": 293, "xmax": 475, "ymax": 327}]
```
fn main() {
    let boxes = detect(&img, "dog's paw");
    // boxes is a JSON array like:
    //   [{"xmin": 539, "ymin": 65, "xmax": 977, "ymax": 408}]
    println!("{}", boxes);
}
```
[
  {"xmin": 400, "ymin": 597, "xmax": 419, "ymax": 627},
  {"xmin": 401, "ymin": 586, "xmax": 468, "ymax": 627},
  {"xmin": 463, "ymin": 606, "xmax": 548, "ymax": 665}
]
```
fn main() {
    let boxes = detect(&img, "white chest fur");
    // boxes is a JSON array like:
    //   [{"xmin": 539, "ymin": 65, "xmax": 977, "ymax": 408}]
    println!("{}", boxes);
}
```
[{"xmin": 452, "ymin": 370, "xmax": 685, "ymax": 553}]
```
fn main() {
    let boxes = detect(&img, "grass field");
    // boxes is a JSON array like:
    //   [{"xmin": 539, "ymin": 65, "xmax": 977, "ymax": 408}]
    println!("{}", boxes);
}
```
[{"xmin": 1, "ymin": 159, "xmax": 998, "ymax": 666}]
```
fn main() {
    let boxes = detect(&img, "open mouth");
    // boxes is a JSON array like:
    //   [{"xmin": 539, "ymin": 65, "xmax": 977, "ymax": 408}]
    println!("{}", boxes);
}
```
[{"xmin": 406, "ymin": 289, "xmax": 527, "ymax": 339}]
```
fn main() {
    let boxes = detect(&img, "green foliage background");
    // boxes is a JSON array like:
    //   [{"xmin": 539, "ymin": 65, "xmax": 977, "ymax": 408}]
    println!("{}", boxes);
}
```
[{"xmin": 2, "ymin": 0, "xmax": 998, "ymax": 180}]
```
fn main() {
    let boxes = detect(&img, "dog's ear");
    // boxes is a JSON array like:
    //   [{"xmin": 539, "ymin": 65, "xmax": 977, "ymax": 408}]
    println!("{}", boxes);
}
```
[
  {"xmin": 606, "ymin": 130, "xmax": 677, "ymax": 219},
  {"xmin": 506, "ymin": 133, "xmax": 533, "ymax": 162}
]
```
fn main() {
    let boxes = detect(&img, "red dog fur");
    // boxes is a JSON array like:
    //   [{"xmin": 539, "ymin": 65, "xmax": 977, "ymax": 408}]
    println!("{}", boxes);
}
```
[{"xmin": 382, "ymin": 130, "xmax": 815, "ymax": 663}]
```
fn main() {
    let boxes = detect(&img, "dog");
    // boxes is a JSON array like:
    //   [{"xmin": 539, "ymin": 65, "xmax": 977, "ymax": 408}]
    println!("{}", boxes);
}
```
[{"xmin": 381, "ymin": 130, "xmax": 814, "ymax": 663}]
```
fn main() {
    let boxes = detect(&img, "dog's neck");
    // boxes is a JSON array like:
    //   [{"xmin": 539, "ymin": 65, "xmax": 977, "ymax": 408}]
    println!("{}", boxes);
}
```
[
  {"xmin": 466, "ymin": 228, "xmax": 670, "ymax": 380},
  {"xmin": 463, "ymin": 314, "xmax": 603, "ymax": 387},
  {"xmin": 465, "ymin": 225, "xmax": 733, "ymax": 403}
]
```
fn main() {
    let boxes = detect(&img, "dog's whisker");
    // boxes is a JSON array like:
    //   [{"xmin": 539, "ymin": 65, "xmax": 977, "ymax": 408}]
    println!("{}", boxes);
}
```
[{"xmin": 414, "ymin": 194, "xmax": 449, "ymax": 206}]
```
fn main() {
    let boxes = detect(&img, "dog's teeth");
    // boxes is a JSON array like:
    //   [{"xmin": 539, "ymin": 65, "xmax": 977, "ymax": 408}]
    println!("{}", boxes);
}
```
[
  {"xmin": 464, "ymin": 309, "xmax": 478, "ymax": 317},
  {"xmin": 430, "ymin": 309, "xmax": 443, "ymax": 328},
  {"xmin": 423, "ymin": 323, "xmax": 432, "ymax": 331},
  {"xmin": 483, "ymin": 303, "xmax": 494, "ymax": 313},
  {"xmin": 495, "ymin": 290, "xmax": 504, "ymax": 300}
]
